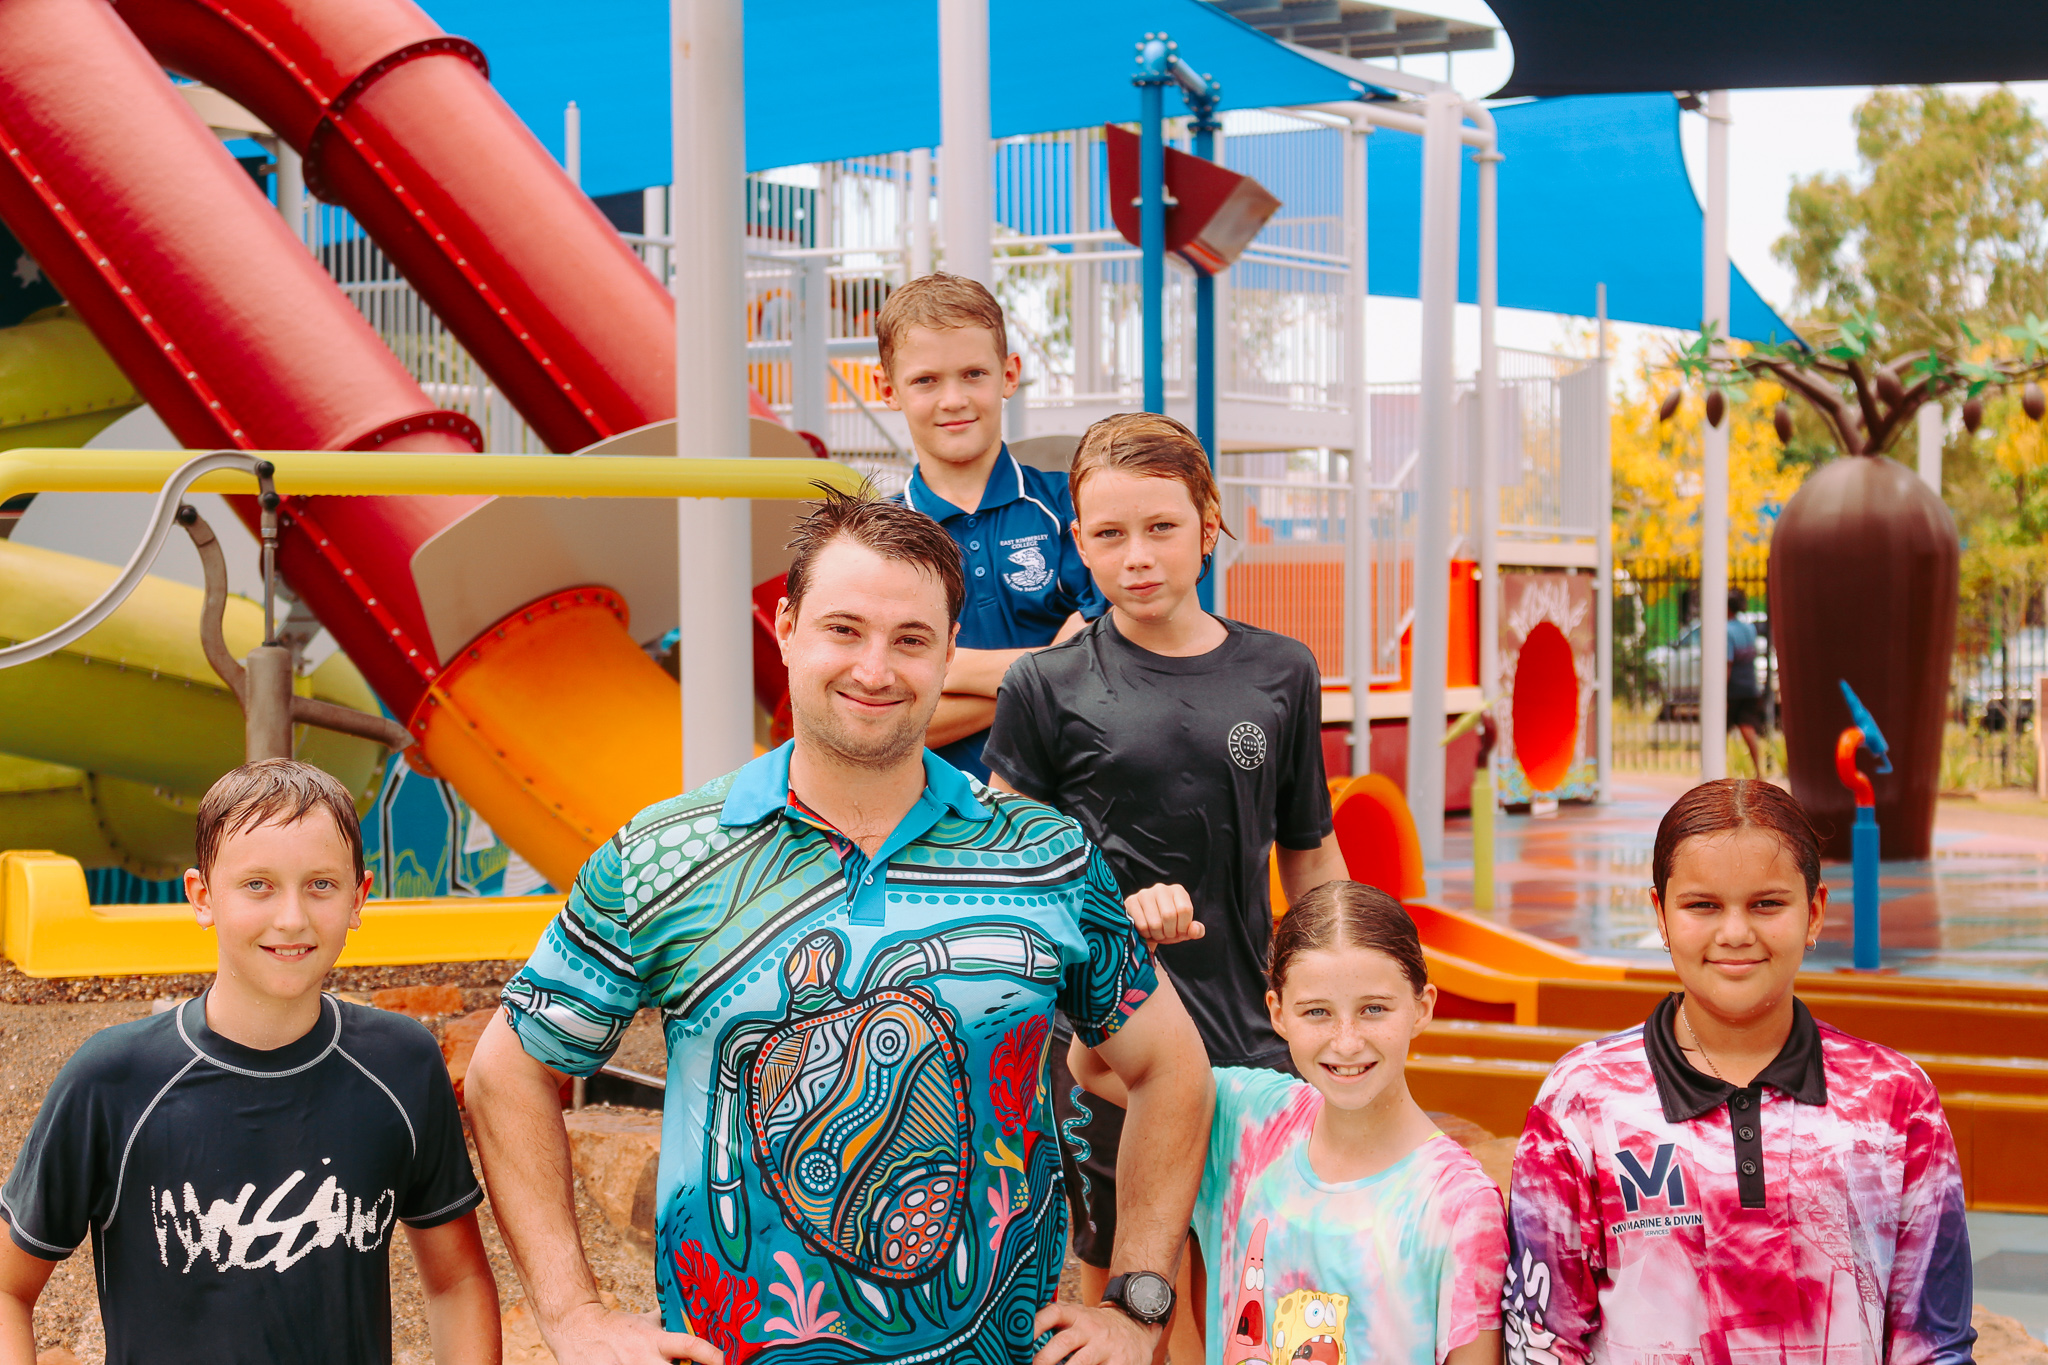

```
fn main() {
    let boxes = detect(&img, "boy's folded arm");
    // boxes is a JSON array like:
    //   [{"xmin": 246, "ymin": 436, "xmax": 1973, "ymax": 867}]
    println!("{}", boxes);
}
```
[
  {"xmin": 0, "ymin": 1235, "xmax": 58, "ymax": 1365},
  {"xmin": 403, "ymin": 1212, "xmax": 501, "ymax": 1365}
]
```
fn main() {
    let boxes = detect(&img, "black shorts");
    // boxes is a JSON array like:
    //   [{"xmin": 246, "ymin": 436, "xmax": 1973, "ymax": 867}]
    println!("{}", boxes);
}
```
[
  {"xmin": 1050, "ymin": 1039, "xmax": 1293, "ymax": 1269},
  {"xmin": 1728, "ymin": 695, "xmax": 1768, "ymax": 730}
]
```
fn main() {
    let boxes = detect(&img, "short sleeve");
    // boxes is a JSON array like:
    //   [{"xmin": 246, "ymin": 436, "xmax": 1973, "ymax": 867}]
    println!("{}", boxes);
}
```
[
  {"xmin": 1195, "ymin": 1067, "xmax": 1299, "ymax": 1223},
  {"xmin": 1503, "ymin": 1090, "xmax": 1602, "ymax": 1365},
  {"xmin": 398, "ymin": 1042, "xmax": 485, "ymax": 1228},
  {"xmin": 983, "ymin": 657, "xmax": 1061, "ymax": 803},
  {"xmin": 0, "ymin": 1049, "xmax": 117, "ymax": 1260},
  {"xmin": 501, "ymin": 835, "xmax": 650, "ymax": 1076},
  {"xmin": 1056, "ymin": 844, "xmax": 1159, "ymax": 1047},
  {"xmin": 1274, "ymin": 644, "xmax": 1334, "ymax": 851},
  {"xmin": 1436, "ymin": 1172, "xmax": 1509, "ymax": 1359}
]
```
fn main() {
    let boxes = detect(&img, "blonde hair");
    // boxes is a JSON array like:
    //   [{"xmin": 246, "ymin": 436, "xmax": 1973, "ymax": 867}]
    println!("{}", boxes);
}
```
[
  {"xmin": 1068, "ymin": 412, "xmax": 1231, "ymax": 537},
  {"xmin": 875, "ymin": 273, "xmax": 1009, "ymax": 377}
]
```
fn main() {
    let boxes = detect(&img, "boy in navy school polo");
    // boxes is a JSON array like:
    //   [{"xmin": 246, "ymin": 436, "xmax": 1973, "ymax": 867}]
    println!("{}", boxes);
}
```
[{"xmin": 875, "ymin": 274, "xmax": 1104, "ymax": 780}]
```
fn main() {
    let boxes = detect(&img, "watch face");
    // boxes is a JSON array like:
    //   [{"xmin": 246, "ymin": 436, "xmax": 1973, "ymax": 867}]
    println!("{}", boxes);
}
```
[{"xmin": 1124, "ymin": 1271, "xmax": 1174, "ymax": 1320}]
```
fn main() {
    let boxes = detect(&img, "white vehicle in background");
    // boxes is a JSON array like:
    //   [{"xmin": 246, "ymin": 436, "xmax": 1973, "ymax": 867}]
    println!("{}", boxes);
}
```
[{"xmin": 1645, "ymin": 611, "xmax": 1774, "ymax": 719}]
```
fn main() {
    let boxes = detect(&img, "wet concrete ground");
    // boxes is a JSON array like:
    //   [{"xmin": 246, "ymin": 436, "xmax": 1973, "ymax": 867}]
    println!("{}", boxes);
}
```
[{"xmin": 1431, "ymin": 772, "xmax": 2048, "ymax": 982}]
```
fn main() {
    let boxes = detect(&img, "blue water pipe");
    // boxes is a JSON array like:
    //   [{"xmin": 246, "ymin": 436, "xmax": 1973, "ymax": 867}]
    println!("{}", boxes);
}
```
[
  {"xmin": 1132, "ymin": 34, "xmax": 1222, "ymax": 603},
  {"xmin": 1835, "ymin": 680, "xmax": 1892, "ymax": 971}
]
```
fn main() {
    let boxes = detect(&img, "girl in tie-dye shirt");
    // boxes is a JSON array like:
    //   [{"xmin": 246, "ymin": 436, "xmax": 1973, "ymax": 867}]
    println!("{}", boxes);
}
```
[{"xmin": 1075, "ymin": 881, "xmax": 1507, "ymax": 1365}]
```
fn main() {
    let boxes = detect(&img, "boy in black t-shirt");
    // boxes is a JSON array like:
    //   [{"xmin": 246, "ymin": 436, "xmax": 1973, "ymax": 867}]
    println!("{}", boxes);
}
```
[{"xmin": 0, "ymin": 760, "xmax": 495, "ymax": 1365}]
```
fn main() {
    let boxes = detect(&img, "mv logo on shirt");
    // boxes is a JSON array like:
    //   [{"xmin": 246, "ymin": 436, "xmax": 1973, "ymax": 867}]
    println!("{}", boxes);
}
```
[{"xmin": 1609, "ymin": 1141, "xmax": 1701, "ymax": 1237}]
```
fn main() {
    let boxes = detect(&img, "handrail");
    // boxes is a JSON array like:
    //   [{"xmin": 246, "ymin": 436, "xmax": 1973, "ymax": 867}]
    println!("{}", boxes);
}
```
[{"xmin": 0, "ymin": 449, "xmax": 868, "ymax": 506}]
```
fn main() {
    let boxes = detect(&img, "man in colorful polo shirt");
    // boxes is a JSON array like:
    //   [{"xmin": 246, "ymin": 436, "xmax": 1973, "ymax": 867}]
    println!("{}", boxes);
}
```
[
  {"xmin": 466, "ymin": 488, "xmax": 1212, "ymax": 1365},
  {"xmin": 877, "ymin": 272, "xmax": 1106, "ymax": 780}
]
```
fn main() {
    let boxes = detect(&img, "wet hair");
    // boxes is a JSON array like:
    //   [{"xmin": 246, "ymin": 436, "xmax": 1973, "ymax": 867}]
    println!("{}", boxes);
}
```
[
  {"xmin": 1267, "ymin": 879, "xmax": 1428, "ymax": 996},
  {"xmin": 1652, "ymin": 778, "xmax": 1822, "ymax": 905},
  {"xmin": 1068, "ymin": 412, "xmax": 1232, "ymax": 540},
  {"xmin": 194, "ymin": 758, "xmax": 364, "ymax": 883},
  {"xmin": 784, "ymin": 482, "xmax": 968, "ymax": 626},
  {"xmin": 875, "ymin": 272, "xmax": 1009, "ymax": 377}
]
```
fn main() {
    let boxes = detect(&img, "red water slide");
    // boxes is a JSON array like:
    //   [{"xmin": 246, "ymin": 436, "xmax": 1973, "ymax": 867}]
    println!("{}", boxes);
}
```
[{"xmin": 0, "ymin": 0, "xmax": 484, "ymax": 717}]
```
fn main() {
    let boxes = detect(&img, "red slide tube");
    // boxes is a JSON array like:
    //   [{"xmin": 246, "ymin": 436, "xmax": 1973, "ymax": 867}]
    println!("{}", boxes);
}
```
[
  {"xmin": 120, "ymin": 0, "xmax": 766, "ymax": 453},
  {"xmin": 0, "ymin": 0, "xmax": 483, "ymax": 717}
]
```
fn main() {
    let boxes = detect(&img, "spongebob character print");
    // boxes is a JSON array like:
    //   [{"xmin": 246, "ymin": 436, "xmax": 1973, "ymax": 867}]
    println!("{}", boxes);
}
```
[
  {"xmin": 1192, "ymin": 1068, "xmax": 1506, "ymax": 1365},
  {"xmin": 502, "ymin": 745, "xmax": 1155, "ymax": 1364}
]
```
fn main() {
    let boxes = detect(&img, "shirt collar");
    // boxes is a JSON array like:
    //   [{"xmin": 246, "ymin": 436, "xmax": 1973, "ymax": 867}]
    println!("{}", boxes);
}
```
[
  {"xmin": 903, "ymin": 444, "xmax": 1022, "ymax": 522},
  {"xmin": 1643, "ymin": 992, "xmax": 1828, "ymax": 1121},
  {"xmin": 720, "ymin": 741, "xmax": 992, "ymax": 828}
]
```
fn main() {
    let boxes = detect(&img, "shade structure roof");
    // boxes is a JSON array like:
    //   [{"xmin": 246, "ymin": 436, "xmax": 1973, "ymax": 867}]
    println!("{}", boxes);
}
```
[
  {"xmin": 417, "ymin": 0, "xmax": 1794, "ymax": 338},
  {"xmin": 1201, "ymin": 0, "xmax": 1495, "ymax": 63},
  {"xmin": 1487, "ymin": 0, "xmax": 2048, "ymax": 98}
]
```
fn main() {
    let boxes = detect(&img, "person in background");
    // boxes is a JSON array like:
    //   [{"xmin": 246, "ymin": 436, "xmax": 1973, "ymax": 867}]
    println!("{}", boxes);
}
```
[
  {"xmin": 875, "ymin": 272, "xmax": 1106, "ymax": 778},
  {"xmin": 1073, "ymin": 880, "xmax": 1508, "ymax": 1365},
  {"xmin": 984, "ymin": 411, "xmax": 1346, "ymax": 1362},
  {"xmin": 1502, "ymin": 779, "xmax": 1974, "ymax": 1365},
  {"xmin": 1726, "ymin": 588, "xmax": 1766, "ymax": 777}
]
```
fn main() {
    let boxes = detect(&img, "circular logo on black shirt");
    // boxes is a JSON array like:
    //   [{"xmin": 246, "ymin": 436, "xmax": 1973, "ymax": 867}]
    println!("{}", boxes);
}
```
[{"xmin": 1227, "ymin": 722, "xmax": 1267, "ymax": 770}]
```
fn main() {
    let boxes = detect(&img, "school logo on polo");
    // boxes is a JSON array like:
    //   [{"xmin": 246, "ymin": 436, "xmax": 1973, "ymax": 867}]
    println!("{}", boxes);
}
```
[
  {"xmin": 1227, "ymin": 722, "xmax": 1267, "ymax": 769},
  {"xmin": 1001, "ymin": 535, "xmax": 1055, "ymax": 591},
  {"xmin": 1608, "ymin": 1141, "xmax": 1701, "ymax": 1237}
]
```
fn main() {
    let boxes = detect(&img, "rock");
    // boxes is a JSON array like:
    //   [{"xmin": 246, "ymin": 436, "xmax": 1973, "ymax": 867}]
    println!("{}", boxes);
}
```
[
  {"xmin": 1426, "ymin": 1111, "xmax": 1494, "ymax": 1150},
  {"xmin": 1469, "ymin": 1136, "xmax": 1517, "ymax": 1201},
  {"xmin": 442, "ymin": 1007, "xmax": 497, "ymax": 1107},
  {"xmin": 1974, "ymin": 1306, "xmax": 2048, "ymax": 1364},
  {"xmin": 566, "ymin": 1109, "xmax": 662, "ymax": 1253},
  {"xmin": 36, "ymin": 1349, "xmax": 83, "ymax": 1365},
  {"xmin": 373, "ymin": 984, "xmax": 466, "ymax": 1018}
]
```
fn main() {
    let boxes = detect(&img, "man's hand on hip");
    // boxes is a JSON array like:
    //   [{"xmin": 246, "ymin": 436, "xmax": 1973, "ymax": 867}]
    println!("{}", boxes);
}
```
[
  {"xmin": 542, "ymin": 1300, "xmax": 723, "ymax": 1365},
  {"xmin": 1030, "ymin": 1302, "xmax": 1160, "ymax": 1365}
]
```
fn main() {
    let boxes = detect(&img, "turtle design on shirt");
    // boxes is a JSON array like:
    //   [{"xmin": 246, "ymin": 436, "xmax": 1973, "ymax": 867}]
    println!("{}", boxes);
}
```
[{"xmin": 707, "ymin": 923, "xmax": 1063, "ymax": 1282}]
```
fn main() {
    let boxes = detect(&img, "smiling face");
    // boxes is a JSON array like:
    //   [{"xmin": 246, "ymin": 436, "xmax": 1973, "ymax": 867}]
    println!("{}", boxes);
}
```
[
  {"xmin": 1073, "ymin": 469, "xmax": 1219, "ymax": 626},
  {"xmin": 776, "ymin": 536, "xmax": 957, "ymax": 770},
  {"xmin": 1653, "ymin": 825, "xmax": 1825, "ymax": 1027},
  {"xmin": 185, "ymin": 809, "xmax": 369, "ymax": 1008},
  {"xmin": 1266, "ymin": 945, "xmax": 1434, "ymax": 1114},
  {"xmin": 877, "ymin": 324, "xmax": 1019, "ymax": 473}
]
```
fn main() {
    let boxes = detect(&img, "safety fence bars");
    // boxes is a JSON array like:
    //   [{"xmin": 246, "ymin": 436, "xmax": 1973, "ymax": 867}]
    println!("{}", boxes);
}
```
[
  {"xmin": 1609, "ymin": 556, "xmax": 1773, "ymax": 774},
  {"xmin": 1948, "ymin": 580, "xmax": 2048, "ymax": 794}
]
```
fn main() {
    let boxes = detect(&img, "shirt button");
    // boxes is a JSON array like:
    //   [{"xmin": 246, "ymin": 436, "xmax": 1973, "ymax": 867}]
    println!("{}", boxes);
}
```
[
  {"xmin": 1740, "ymin": 1160, "xmax": 1759, "ymax": 1176},
  {"xmin": 864, "ymin": 874, "xmax": 874, "ymax": 884},
  {"xmin": 975, "ymin": 567, "xmax": 986, "ymax": 577},
  {"xmin": 1738, "ymin": 1125, "xmax": 1756, "ymax": 1141},
  {"xmin": 967, "ymin": 517, "xmax": 977, "ymax": 527},
  {"xmin": 970, "ymin": 541, "xmax": 981, "ymax": 551},
  {"xmin": 1733, "ymin": 1094, "xmax": 1751, "ymax": 1110}
]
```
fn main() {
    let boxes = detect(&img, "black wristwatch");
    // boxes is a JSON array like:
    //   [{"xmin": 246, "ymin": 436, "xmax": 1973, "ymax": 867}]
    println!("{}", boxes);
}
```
[{"xmin": 1102, "ymin": 1271, "xmax": 1176, "ymax": 1326}]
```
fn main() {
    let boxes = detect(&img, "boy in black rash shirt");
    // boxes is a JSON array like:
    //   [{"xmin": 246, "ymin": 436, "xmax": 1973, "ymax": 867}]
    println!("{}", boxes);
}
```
[
  {"xmin": 0, "ymin": 760, "xmax": 496, "ymax": 1365},
  {"xmin": 984, "ymin": 411, "xmax": 1344, "ymax": 1356}
]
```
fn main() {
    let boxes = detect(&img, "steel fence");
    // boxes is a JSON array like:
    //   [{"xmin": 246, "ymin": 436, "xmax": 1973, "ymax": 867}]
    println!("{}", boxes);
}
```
[
  {"xmin": 1611, "ymin": 556, "xmax": 1773, "ymax": 773},
  {"xmin": 1948, "ymin": 583, "xmax": 2047, "ymax": 793}
]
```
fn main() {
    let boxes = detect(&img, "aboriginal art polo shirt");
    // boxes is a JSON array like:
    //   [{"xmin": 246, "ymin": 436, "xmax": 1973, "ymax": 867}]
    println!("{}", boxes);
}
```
[
  {"xmin": 1503, "ymin": 995, "xmax": 1976, "ymax": 1365},
  {"xmin": 898, "ymin": 444, "xmax": 1107, "ymax": 779},
  {"xmin": 503, "ymin": 742, "xmax": 1157, "ymax": 1365}
]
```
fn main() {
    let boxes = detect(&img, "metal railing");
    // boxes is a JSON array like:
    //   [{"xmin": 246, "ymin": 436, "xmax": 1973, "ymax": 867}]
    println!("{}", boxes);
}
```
[{"xmin": 1611, "ymin": 556, "xmax": 1773, "ymax": 773}]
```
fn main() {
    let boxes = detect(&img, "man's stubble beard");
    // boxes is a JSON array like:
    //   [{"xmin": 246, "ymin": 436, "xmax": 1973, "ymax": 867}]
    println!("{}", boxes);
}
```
[{"xmin": 790, "ymin": 688, "xmax": 936, "ymax": 772}]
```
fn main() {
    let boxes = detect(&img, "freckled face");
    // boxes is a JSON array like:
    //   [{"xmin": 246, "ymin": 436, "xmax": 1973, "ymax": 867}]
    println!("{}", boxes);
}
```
[
  {"xmin": 1267, "ymin": 946, "xmax": 1434, "ymax": 1113},
  {"xmin": 186, "ymin": 812, "xmax": 368, "ymax": 1005}
]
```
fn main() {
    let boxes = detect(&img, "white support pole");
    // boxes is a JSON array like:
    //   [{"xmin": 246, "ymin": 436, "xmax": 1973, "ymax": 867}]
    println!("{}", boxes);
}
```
[
  {"xmin": 1408, "ymin": 88, "xmax": 1462, "ymax": 860},
  {"xmin": 793, "ymin": 255, "xmax": 829, "ymax": 436},
  {"xmin": 565, "ymin": 100, "xmax": 582, "ymax": 189},
  {"xmin": 1347, "ymin": 120, "xmax": 1372, "ymax": 776},
  {"xmin": 642, "ymin": 184, "xmax": 670, "ymax": 285},
  {"xmin": 1596, "ymin": 284, "xmax": 1614, "ymax": 803},
  {"xmin": 1699, "ymin": 90, "xmax": 1730, "ymax": 783},
  {"xmin": 672, "ymin": 0, "xmax": 753, "ymax": 788},
  {"xmin": 909, "ymin": 148, "xmax": 934, "ymax": 279},
  {"xmin": 1071, "ymin": 132, "xmax": 1099, "ymax": 395},
  {"xmin": 275, "ymin": 144, "xmax": 307, "ymax": 246},
  {"xmin": 1918, "ymin": 402, "xmax": 1944, "ymax": 497},
  {"xmin": 1476, "ymin": 140, "xmax": 1501, "ymax": 718},
  {"xmin": 938, "ymin": 0, "xmax": 992, "ymax": 286}
]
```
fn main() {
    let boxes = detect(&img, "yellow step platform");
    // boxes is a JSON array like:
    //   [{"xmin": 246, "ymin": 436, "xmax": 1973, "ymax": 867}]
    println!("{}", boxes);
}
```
[{"xmin": 2, "ymin": 850, "xmax": 557, "ymax": 978}]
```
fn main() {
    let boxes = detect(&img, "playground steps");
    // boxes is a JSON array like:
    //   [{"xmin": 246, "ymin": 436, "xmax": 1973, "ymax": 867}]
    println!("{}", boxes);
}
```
[{"xmin": 1405, "ymin": 1018, "xmax": 2048, "ymax": 1212}]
